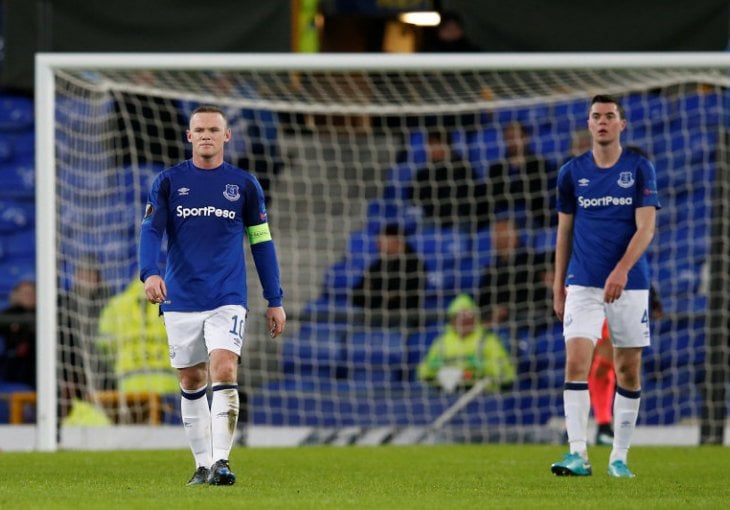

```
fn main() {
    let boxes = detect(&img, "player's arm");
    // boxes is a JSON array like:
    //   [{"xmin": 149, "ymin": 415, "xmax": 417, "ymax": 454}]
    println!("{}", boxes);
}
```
[
  {"xmin": 604, "ymin": 205, "xmax": 656, "ymax": 303},
  {"xmin": 552, "ymin": 211, "xmax": 574, "ymax": 321},
  {"xmin": 248, "ymin": 227, "xmax": 286, "ymax": 337},
  {"xmin": 139, "ymin": 174, "xmax": 169, "ymax": 303},
  {"xmin": 243, "ymin": 176, "xmax": 286, "ymax": 337}
]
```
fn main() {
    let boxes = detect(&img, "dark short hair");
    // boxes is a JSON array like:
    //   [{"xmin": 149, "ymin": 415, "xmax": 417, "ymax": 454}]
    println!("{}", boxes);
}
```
[
  {"xmin": 440, "ymin": 10, "xmax": 464, "ymax": 27},
  {"xmin": 190, "ymin": 105, "xmax": 228, "ymax": 123},
  {"xmin": 426, "ymin": 128, "xmax": 452, "ymax": 146},
  {"xmin": 382, "ymin": 223, "xmax": 405, "ymax": 237},
  {"xmin": 591, "ymin": 95, "xmax": 625, "ymax": 119}
]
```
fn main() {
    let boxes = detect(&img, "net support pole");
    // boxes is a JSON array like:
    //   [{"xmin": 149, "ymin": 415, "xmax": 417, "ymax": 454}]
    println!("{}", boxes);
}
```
[
  {"xmin": 701, "ymin": 128, "xmax": 730, "ymax": 445},
  {"xmin": 420, "ymin": 377, "xmax": 494, "ymax": 442}
]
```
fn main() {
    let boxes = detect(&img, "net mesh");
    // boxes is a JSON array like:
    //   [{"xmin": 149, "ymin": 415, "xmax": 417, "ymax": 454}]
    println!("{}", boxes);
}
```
[{"xmin": 48, "ymin": 60, "xmax": 728, "ymax": 441}]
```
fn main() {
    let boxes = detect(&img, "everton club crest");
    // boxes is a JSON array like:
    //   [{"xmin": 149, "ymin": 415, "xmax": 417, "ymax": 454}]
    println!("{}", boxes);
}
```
[
  {"xmin": 223, "ymin": 184, "xmax": 241, "ymax": 202},
  {"xmin": 617, "ymin": 172, "xmax": 635, "ymax": 189}
]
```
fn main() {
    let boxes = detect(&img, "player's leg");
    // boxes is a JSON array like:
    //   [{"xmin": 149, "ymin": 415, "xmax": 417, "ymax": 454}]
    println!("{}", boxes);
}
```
[
  {"xmin": 179, "ymin": 363, "xmax": 213, "ymax": 485},
  {"xmin": 609, "ymin": 346, "xmax": 642, "ymax": 477},
  {"xmin": 208, "ymin": 351, "xmax": 240, "ymax": 452},
  {"xmin": 589, "ymin": 322, "xmax": 615, "ymax": 445},
  {"xmin": 204, "ymin": 305, "xmax": 246, "ymax": 486},
  {"xmin": 605, "ymin": 289, "xmax": 650, "ymax": 478},
  {"xmin": 164, "ymin": 310, "xmax": 213, "ymax": 485},
  {"xmin": 561, "ymin": 338, "xmax": 594, "ymax": 460},
  {"xmin": 551, "ymin": 285, "xmax": 604, "ymax": 476}
]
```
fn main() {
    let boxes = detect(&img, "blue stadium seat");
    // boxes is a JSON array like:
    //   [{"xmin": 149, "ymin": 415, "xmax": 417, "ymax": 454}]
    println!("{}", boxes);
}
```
[
  {"xmin": 529, "ymin": 227, "xmax": 556, "ymax": 255},
  {"xmin": 55, "ymin": 94, "xmax": 115, "ymax": 132},
  {"xmin": 551, "ymin": 99, "xmax": 590, "ymax": 123},
  {"xmin": 0, "ymin": 162, "xmax": 35, "ymax": 199},
  {"xmin": 656, "ymin": 261, "xmax": 703, "ymax": 302},
  {"xmin": 675, "ymin": 91, "xmax": 722, "ymax": 129},
  {"xmin": 516, "ymin": 321, "xmax": 565, "ymax": 378},
  {"xmin": 407, "ymin": 131, "xmax": 428, "ymax": 164},
  {"xmin": 0, "ymin": 198, "xmax": 35, "ymax": 233},
  {"xmin": 466, "ymin": 127, "xmax": 502, "ymax": 168},
  {"xmin": 346, "ymin": 229, "xmax": 378, "ymax": 269},
  {"xmin": 382, "ymin": 162, "xmax": 416, "ymax": 200},
  {"xmin": 251, "ymin": 379, "xmax": 558, "ymax": 427},
  {"xmin": 0, "ymin": 136, "xmax": 15, "ymax": 163},
  {"xmin": 639, "ymin": 364, "xmax": 704, "ymax": 426},
  {"xmin": 405, "ymin": 324, "xmax": 441, "ymax": 380},
  {"xmin": 0, "ymin": 229, "xmax": 35, "ymax": 260},
  {"xmin": 363, "ymin": 198, "xmax": 419, "ymax": 236},
  {"xmin": 532, "ymin": 123, "xmax": 569, "ymax": 160},
  {"xmin": 472, "ymin": 226, "xmax": 492, "ymax": 267},
  {"xmin": 316, "ymin": 259, "xmax": 362, "ymax": 307},
  {"xmin": 0, "ymin": 95, "xmax": 34, "ymax": 131},
  {"xmin": 494, "ymin": 104, "xmax": 550, "ymax": 125},
  {"xmin": 2, "ymin": 131, "xmax": 34, "ymax": 162},
  {"xmin": 408, "ymin": 226, "xmax": 470, "ymax": 304},
  {"xmin": 345, "ymin": 328, "xmax": 406, "ymax": 382},
  {"xmin": 281, "ymin": 322, "xmax": 347, "ymax": 379},
  {"xmin": 624, "ymin": 92, "xmax": 669, "ymax": 124},
  {"xmin": 122, "ymin": 163, "xmax": 166, "ymax": 206},
  {"xmin": 408, "ymin": 225, "xmax": 470, "ymax": 273},
  {"xmin": 454, "ymin": 255, "xmax": 481, "ymax": 296}
]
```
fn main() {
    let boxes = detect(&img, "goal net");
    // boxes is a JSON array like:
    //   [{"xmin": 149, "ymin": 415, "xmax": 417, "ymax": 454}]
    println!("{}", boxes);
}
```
[{"xmin": 35, "ymin": 53, "xmax": 729, "ymax": 450}]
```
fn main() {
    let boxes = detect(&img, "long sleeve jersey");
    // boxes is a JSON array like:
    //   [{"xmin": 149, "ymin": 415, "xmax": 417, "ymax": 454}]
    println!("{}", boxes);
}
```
[{"xmin": 139, "ymin": 160, "xmax": 283, "ymax": 311}]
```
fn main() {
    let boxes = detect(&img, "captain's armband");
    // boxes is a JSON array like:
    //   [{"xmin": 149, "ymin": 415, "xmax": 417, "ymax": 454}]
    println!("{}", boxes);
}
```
[{"xmin": 246, "ymin": 223, "xmax": 272, "ymax": 245}]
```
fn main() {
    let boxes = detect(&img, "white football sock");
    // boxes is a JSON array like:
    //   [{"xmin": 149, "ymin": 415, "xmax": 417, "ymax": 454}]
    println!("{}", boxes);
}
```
[
  {"xmin": 564, "ymin": 382, "xmax": 590, "ymax": 459},
  {"xmin": 210, "ymin": 383, "xmax": 240, "ymax": 462},
  {"xmin": 610, "ymin": 387, "xmax": 641, "ymax": 465},
  {"xmin": 180, "ymin": 385, "xmax": 212, "ymax": 469}
]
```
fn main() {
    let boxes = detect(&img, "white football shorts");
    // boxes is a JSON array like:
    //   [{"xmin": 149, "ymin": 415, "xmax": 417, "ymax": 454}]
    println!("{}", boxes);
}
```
[
  {"xmin": 163, "ymin": 304, "xmax": 247, "ymax": 368},
  {"xmin": 562, "ymin": 285, "xmax": 651, "ymax": 348}
]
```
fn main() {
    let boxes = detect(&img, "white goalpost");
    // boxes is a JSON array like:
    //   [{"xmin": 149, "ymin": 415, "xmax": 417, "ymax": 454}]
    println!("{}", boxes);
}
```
[{"xmin": 32, "ymin": 52, "xmax": 730, "ymax": 451}]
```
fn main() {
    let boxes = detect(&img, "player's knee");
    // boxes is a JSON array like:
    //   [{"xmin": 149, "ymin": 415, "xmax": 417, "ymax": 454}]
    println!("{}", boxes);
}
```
[
  {"xmin": 177, "ymin": 363, "xmax": 208, "ymax": 390},
  {"xmin": 210, "ymin": 362, "xmax": 237, "ymax": 383},
  {"xmin": 615, "ymin": 364, "xmax": 640, "ymax": 389}
]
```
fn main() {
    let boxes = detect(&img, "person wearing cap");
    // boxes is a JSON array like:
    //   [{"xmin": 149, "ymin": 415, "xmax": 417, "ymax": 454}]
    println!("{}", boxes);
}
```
[{"xmin": 417, "ymin": 294, "xmax": 515, "ymax": 392}]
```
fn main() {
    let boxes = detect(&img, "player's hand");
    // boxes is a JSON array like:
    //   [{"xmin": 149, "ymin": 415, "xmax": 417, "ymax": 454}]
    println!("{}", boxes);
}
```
[
  {"xmin": 267, "ymin": 306, "xmax": 286, "ymax": 339},
  {"xmin": 143, "ymin": 275, "xmax": 167, "ymax": 304},
  {"xmin": 604, "ymin": 268, "xmax": 628, "ymax": 303}
]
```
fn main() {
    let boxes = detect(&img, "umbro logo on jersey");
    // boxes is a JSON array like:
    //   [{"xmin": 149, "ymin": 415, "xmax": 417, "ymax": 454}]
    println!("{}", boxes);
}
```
[
  {"xmin": 578, "ymin": 178, "xmax": 590, "ymax": 187},
  {"xmin": 177, "ymin": 187, "xmax": 190, "ymax": 196}
]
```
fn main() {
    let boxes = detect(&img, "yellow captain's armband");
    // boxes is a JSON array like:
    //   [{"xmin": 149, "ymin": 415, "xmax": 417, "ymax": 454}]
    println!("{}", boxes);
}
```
[{"xmin": 247, "ymin": 223, "xmax": 272, "ymax": 245}]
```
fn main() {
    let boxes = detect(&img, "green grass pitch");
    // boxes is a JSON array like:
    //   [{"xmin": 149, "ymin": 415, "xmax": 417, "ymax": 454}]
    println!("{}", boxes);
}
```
[{"xmin": 0, "ymin": 444, "xmax": 728, "ymax": 509}]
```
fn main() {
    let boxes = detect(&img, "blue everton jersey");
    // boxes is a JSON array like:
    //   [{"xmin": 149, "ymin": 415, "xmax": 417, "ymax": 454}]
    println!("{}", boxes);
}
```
[
  {"xmin": 556, "ymin": 148, "xmax": 661, "ymax": 289},
  {"xmin": 139, "ymin": 160, "xmax": 283, "ymax": 312}
]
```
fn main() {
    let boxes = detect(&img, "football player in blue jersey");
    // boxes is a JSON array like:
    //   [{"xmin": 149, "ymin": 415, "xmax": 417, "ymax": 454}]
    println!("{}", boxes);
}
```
[
  {"xmin": 139, "ymin": 105, "xmax": 286, "ymax": 486},
  {"xmin": 550, "ymin": 95, "xmax": 661, "ymax": 478}
]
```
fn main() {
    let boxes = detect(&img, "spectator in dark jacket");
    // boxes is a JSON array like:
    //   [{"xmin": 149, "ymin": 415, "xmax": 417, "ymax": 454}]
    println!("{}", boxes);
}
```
[
  {"xmin": 410, "ymin": 128, "xmax": 489, "ymax": 230},
  {"xmin": 0, "ymin": 278, "xmax": 37, "ymax": 388},
  {"xmin": 487, "ymin": 121, "xmax": 558, "ymax": 229},
  {"xmin": 352, "ymin": 223, "xmax": 428, "ymax": 327}
]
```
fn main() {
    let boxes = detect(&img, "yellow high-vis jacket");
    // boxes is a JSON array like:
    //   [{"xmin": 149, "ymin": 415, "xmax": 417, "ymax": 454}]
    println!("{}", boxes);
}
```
[{"xmin": 97, "ymin": 280, "xmax": 178, "ymax": 394}]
